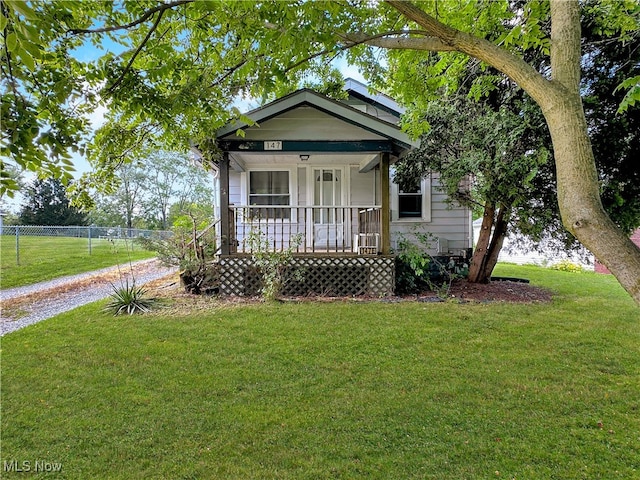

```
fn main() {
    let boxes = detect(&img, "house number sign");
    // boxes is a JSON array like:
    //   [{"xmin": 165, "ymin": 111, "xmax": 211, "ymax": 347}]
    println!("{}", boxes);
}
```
[{"xmin": 264, "ymin": 141, "xmax": 282, "ymax": 150}]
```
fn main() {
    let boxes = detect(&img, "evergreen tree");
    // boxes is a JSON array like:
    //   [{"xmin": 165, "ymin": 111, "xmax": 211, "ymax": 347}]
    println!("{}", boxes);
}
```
[{"xmin": 19, "ymin": 178, "xmax": 86, "ymax": 226}]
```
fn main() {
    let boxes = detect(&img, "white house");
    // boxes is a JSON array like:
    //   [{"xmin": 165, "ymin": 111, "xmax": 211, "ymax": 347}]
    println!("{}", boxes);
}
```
[{"xmin": 204, "ymin": 80, "xmax": 473, "ymax": 295}]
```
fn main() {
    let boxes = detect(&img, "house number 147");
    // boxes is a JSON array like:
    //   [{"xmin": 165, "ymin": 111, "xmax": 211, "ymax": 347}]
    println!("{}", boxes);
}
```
[{"xmin": 264, "ymin": 141, "xmax": 282, "ymax": 150}]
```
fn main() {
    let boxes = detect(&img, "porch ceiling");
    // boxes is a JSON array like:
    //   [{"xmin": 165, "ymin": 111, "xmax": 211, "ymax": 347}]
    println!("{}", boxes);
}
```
[{"xmin": 229, "ymin": 152, "xmax": 378, "ymax": 167}]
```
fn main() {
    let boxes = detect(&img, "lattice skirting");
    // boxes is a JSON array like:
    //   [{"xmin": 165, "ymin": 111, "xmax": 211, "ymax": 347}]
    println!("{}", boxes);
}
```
[{"xmin": 219, "ymin": 255, "xmax": 395, "ymax": 297}]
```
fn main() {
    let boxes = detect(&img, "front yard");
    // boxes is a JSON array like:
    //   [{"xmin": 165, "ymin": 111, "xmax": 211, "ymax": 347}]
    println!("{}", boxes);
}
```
[
  {"xmin": 1, "ymin": 265, "xmax": 638, "ymax": 479},
  {"xmin": 0, "ymin": 236, "xmax": 156, "ymax": 289}
]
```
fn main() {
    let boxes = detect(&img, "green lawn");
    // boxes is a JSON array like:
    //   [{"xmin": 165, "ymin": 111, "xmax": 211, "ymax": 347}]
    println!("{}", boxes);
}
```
[
  {"xmin": 0, "ymin": 235, "xmax": 156, "ymax": 289},
  {"xmin": 1, "ymin": 265, "xmax": 639, "ymax": 479}
]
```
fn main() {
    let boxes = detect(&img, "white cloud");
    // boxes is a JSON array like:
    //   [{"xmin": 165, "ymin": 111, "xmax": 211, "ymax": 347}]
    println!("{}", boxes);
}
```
[{"xmin": 87, "ymin": 103, "xmax": 109, "ymax": 131}]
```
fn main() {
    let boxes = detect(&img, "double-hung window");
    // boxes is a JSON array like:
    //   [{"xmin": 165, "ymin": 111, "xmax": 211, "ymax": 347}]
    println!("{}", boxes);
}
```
[
  {"xmin": 249, "ymin": 171, "xmax": 290, "ymax": 219},
  {"xmin": 391, "ymin": 173, "xmax": 431, "ymax": 222},
  {"xmin": 398, "ymin": 179, "xmax": 423, "ymax": 218}
]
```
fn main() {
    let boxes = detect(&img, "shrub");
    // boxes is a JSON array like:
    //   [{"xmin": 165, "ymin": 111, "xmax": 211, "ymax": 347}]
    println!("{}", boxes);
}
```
[
  {"xmin": 394, "ymin": 229, "xmax": 467, "ymax": 297},
  {"xmin": 139, "ymin": 211, "xmax": 219, "ymax": 294},
  {"xmin": 247, "ymin": 229, "xmax": 304, "ymax": 301},
  {"xmin": 394, "ymin": 230, "xmax": 436, "ymax": 294},
  {"xmin": 550, "ymin": 260, "xmax": 584, "ymax": 273},
  {"xmin": 105, "ymin": 281, "xmax": 156, "ymax": 315}
]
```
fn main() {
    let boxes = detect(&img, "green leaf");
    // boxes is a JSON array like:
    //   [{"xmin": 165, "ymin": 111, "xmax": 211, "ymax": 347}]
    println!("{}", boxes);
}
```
[
  {"xmin": 17, "ymin": 47, "xmax": 36, "ymax": 71},
  {"xmin": 5, "ymin": 32, "xmax": 18, "ymax": 52},
  {"xmin": 10, "ymin": 0, "xmax": 39, "ymax": 21},
  {"xmin": 615, "ymin": 75, "xmax": 640, "ymax": 113}
]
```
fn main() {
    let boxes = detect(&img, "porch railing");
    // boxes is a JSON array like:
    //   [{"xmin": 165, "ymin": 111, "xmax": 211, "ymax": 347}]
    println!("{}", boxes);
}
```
[{"xmin": 226, "ymin": 205, "xmax": 382, "ymax": 254}]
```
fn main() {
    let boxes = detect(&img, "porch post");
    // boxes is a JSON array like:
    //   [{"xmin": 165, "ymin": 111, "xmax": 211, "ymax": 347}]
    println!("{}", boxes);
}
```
[
  {"xmin": 380, "ymin": 152, "xmax": 391, "ymax": 255},
  {"xmin": 220, "ymin": 151, "xmax": 231, "ymax": 255}
]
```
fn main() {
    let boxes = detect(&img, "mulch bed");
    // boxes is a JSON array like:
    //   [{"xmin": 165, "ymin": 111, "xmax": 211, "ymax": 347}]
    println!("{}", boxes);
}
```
[
  {"xmin": 145, "ymin": 275, "xmax": 554, "ymax": 307},
  {"xmin": 431, "ymin": 278, "xmax": 553, "ymax": 303}
]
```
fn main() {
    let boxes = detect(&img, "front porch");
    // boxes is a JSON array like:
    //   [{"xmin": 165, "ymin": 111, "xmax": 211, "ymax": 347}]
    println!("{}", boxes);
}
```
[
  {"xmin": 219, "ymin": 205, "xmax": 394, "ymax": 296},
  {"xmin": 227, "ymin": 205, "xmax": 382, "ymax": 254}
]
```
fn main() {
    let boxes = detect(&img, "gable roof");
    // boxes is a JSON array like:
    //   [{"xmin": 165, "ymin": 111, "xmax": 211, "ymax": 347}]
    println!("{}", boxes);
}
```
[{"xmin": 216, "ymin": 88, "xmax": 417, "ymax": 152}]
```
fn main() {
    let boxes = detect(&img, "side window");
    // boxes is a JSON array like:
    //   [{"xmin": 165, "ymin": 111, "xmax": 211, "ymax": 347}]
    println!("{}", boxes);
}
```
[
  {"xmin": 398, "ymin": 179, "xmax": 422, "ymax": 218},
  {"xmin": 391, "ymin": 173, "xmax": 431, "ymax": 222}
]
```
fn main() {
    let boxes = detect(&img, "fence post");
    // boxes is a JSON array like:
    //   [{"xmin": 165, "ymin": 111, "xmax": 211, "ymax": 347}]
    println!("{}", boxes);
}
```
[
  {"xmin": 15, "ymin": 225, "xmax": 20, "ymax": 265},
  {"xmin": 88, "ymin": 225, "xmax": 92, "ymax": 255}
]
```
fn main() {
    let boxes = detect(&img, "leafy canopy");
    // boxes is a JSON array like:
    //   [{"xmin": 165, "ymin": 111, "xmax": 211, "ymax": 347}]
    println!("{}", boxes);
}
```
[{"xmin": 1, "ymin": 0, "xmax": 638, "ymax": 202}]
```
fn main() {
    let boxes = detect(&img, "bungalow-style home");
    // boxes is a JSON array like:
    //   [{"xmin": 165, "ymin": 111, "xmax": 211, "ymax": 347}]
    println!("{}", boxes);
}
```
[{"xmin": 200, "ymin": 79, "xmax": 473, "ymax": 296}]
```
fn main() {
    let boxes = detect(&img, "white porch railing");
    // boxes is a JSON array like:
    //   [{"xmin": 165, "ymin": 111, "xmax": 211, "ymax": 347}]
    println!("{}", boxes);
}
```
[{"xmin": 226, "ymin": 205, "xmax": 382, "ymax": 254}]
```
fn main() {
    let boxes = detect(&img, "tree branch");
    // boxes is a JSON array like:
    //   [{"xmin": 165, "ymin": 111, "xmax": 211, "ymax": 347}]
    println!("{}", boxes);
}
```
[
  {"xmin": 341, "ymin": 31, "xmax": 457, "ymax": 52},
  {"xmin": 106, "ymin": 8, "xmax": 165, "ymax": 94},
  {"xmin": 382, "ymin": 0, "xmax": 558, "ymax": 112},
  {"xmin": 1, "ymin": 1, "xmax": 20, "ymax": 101},
  {"xmin": 68, "ymin": 0, "xmax": 192, "ymax": 35}
]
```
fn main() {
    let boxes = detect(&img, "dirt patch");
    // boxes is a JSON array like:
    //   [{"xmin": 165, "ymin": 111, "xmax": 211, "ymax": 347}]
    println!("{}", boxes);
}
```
[{"xmin": 440, "ymin": 278, "xmax": 553, "ymax": 303}]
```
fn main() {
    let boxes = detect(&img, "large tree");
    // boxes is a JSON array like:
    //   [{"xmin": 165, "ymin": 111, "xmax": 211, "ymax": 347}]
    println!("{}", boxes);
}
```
[
  {"xmin": 2, "ymin": 0, "xmax": 639, "ymax": 303},
  {"xmin": 396, "ymin": 93, "xmax": 549, "ymax": 284},
  {"xmin": 346, "ymin": 1, "xmax": 640, "ymax": 304},
  {"xmin": 395, "ymin": 5, "xmax": 640, "ymax": 274}
]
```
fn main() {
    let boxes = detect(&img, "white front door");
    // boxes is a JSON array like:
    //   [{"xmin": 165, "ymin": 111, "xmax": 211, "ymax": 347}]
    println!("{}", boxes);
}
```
[{"xmin": 312, "ymin": 168, "xmax": 347, "ymax": 249}]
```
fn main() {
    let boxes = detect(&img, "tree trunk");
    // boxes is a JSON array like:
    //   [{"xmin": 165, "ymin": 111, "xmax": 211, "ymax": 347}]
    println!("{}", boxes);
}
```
[
  {"xmin": 483, "ymin": 206, "xmax": 509, "ymax": 281},
  {"xmin": 543, "ymin": 91, "xmax": 640, "ymax": 304},
  {"xmin": 542, "ymin": 1, "xmax": 640, "ymax": 304},
  {"xmin": 468, "ymin": 203, "xmax": 494, "ymax": 283},
  {"xmin": 468, "ymin": 204, "xmax": 510, "ymax": 284}
]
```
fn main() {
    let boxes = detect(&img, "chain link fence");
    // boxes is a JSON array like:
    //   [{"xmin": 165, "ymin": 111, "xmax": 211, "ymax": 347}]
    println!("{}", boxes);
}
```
[{"xmin": 0, "ymin": 225, "xmax": 171, "ymax": 265}]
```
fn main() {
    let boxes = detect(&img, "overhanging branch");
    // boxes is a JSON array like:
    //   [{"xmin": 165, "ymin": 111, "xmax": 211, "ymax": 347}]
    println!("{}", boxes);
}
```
[
  {"xmin": 383, "ymin": 0, "xmax": 557, "ymax": 112},
  {"xmin": 342, "ymin": 31, "xmax": 456, "ymax": 52},
  {"xmin": 106, "ymin": 8, "xmax": 165, "ymax": 94},
  {"xmin": 68, "ymin": 0, "xmax": 192, "ymax": 35}
]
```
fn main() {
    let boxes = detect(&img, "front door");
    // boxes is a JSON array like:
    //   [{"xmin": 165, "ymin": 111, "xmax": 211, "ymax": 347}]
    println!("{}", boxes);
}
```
[{"xmin": 312, "ymin": 168, "xmax": 347, "ymax": 250}]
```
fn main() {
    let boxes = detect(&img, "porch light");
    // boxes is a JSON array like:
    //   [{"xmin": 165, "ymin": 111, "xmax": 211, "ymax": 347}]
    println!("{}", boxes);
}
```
[{"xmin": 299, "ymin": 154, "xmax": 310, "ymax": 161}]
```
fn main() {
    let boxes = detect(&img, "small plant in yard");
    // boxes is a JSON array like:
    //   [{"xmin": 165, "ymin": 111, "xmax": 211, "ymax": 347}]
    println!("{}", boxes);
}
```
[
  {"xmin": 248, "ymin": 229, "xmax": 304, "ymax": 301},
  {"xmin": 139, "ymin": 210, "xmax": 219, "ymax": 294},
  {"xmin": 550, "ymin": 259, "xmax": 584, "ymax": 273},
  {"xmin": 394, "ymin": 228, "xmax": 467, "ymax": 298},
  {"xmin": 105, "ymin": 280, "xmax": 157, "ymax": 315}
]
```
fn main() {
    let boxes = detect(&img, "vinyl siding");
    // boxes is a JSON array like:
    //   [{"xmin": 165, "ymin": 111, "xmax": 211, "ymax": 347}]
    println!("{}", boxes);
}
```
[{"xmin": 391, "ymin": 173, "xmax": 472, "ymax": 254}]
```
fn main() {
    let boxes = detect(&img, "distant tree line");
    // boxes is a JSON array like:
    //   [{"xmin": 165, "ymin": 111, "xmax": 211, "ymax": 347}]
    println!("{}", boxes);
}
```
[{"xmin": 13, "ymin": 151, "xmax": 214, "ymax": 228}]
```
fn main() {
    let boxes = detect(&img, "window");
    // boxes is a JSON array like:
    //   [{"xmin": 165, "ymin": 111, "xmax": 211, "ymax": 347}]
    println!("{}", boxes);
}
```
[
  {"xmin": 398, "ymin": 179, "xmax": 422, "ymax": 218},
  {"xmin": 391, "ymin": 173, "xmax": 431, "ymax": 222},
  {"xmin": 249, "ymin": 171, "xmax": 290, "ymax": 219}
]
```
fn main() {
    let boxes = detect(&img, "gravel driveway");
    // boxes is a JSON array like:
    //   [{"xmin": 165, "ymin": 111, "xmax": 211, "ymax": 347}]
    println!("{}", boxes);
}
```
[{"xmin": 0, "ymin": 259, "xmax": 177, "ymax": 336}]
